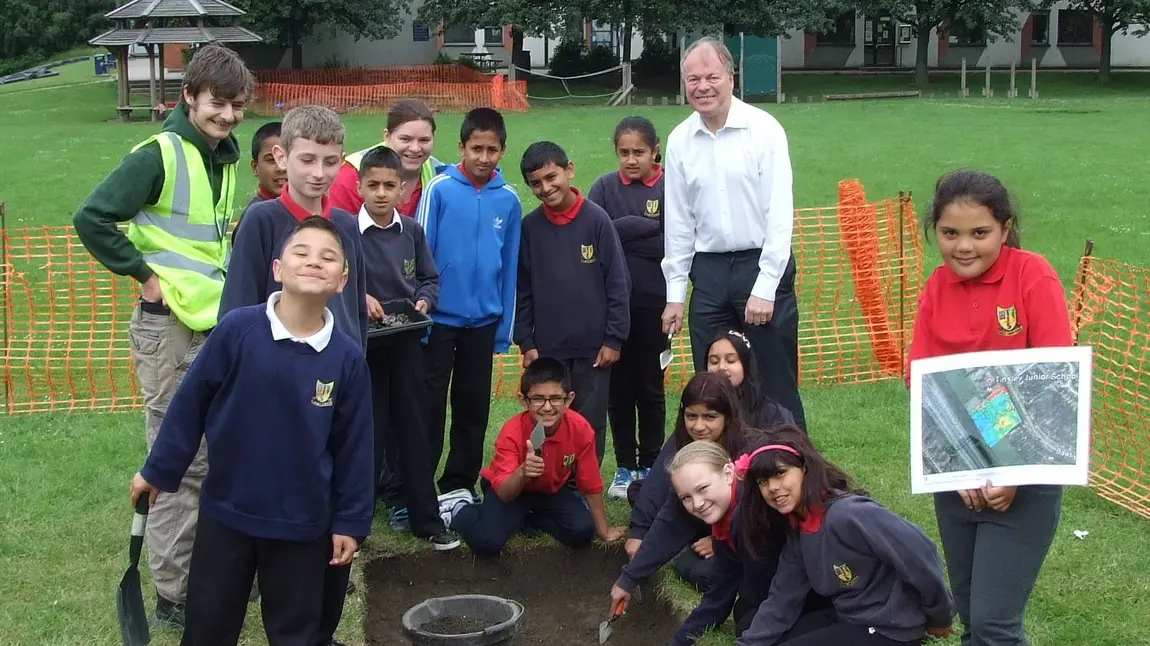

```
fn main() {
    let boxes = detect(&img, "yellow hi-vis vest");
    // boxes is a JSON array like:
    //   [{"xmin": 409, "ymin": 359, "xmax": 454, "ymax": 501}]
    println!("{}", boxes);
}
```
[
  {"xmin": 126, "ymin": 131, "xmax": 236, "ymax": 332},
  {"xmin": 344, "ymin": 143, "xmax": 438, "ymax": 190}
]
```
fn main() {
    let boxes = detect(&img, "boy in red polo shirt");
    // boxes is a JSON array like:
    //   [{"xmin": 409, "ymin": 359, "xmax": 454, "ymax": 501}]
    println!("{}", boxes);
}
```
[
  {"xmin": 445, "ymin": 357, "xmax": 626, "ymax": 557},
  {"xmin": 907, "ymin": 169, "xmax": 1072, "ymax": 646}
]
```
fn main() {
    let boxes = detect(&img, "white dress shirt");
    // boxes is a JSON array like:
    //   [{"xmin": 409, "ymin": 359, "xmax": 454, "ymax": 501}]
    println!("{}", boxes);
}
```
[
  {"xmin": 265, "ymin": 291, "xmax": 335, "ymax": 352},
  {"xmin": 661, "ymin": 96, "xmax": 795, "ymax": 304},
  {"xmin": 358, "ymin": 206, "xmax": 403, "ymax": 234}
]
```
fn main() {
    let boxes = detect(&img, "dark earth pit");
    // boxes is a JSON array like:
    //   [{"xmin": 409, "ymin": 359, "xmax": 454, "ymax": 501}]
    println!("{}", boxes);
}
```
[
  {"xmin": 366, "ymin": 545, "xmax": 682, "ymax": 645},
  {"xmin": 421, "ymin": 614, "xmax": 492, "ymax": 635}
]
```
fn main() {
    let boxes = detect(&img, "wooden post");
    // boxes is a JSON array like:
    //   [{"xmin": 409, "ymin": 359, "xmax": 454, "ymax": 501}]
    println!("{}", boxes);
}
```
[
  {"xmin": 117, "ymin": 47, "xmax": 130, "ymax": 121},
  {"xmin": 1029, "ymin": 58, "xmax": 1039, "ymax": 98},
  {"xmin": 148, "ymin": 44, "xmax": 158, "ymax": 122},
  {"xmin": 982, "ymin": 63, "xmax": 993, "ymax": 98},
  {"xmin": 1008, "ymin": 61, "xmax": 1018, "ymax": 98},
  {"xmin": 960, "ymin": 58, "xmax": 969, "ymax": 98},
  {"xmin": 157, "ymin": 45, "xmax": 167, "ymax": 108}
]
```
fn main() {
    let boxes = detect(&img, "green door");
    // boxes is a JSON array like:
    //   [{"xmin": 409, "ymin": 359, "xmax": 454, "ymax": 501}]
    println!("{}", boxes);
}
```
[{"xmin": 684, "ymin": 32, "xmax": 779, "ymax": 98}]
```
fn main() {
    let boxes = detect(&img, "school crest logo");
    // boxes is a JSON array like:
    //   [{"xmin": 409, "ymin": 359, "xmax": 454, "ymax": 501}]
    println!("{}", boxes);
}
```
[
  {"xmin": 644, "ymin": 199, "xmax": 660, "ymax": 218},
  {"xmin": 580, "ymin": 244, "xmax": 596, "ymax": 264},
  {"xmin": 562, "ymin": 454, "xmax": 576, "ymax": 469},
  {"xmin": 312, "ymin": 380, "xmax": 335, "ymax": 407},
  {"xmin": 403, "ymin": 257, "xmax": 415, "ymax": 280},
  {"xmin": 996, "ymin": 305, "xmax": 1022, "ymax": 337},
  {"xmin": 833, "ymin": 563, "xmax": 857, "ymax": 587}
]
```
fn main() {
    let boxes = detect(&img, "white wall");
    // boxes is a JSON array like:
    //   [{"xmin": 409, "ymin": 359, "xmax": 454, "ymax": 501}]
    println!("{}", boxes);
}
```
[{"xmin": 1111, "ymin": 27, "xmax": 1150, "ymax": 65}]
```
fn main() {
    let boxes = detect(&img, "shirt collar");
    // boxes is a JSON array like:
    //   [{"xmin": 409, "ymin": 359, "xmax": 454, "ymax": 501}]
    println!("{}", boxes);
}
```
[
  {"xmin": 358, "ymin": 205, "xmax": 402, "ymax": 234},
  {"xmin": 690, "ymin": 96, "xmax": 751, "ymax": 136},
  {"xmin": 542, "ymin": 187, "xmax": 585, "ymax": 225},
  {"xmin": 618, "ymin": 163, "xmax": 664, "ymax": 187},
  {"xmin": 710, "ymin": 479, "xmax": 740, "ymax": 546},
  {"xmin": 257, "ymin": 186, "xmax": 278, "ymax": 200},
  {"xmin": 789, "ymin": 503, "xmax": 825, "ymax": 534},
  {"xmin": 939, "ymin": 244, "xmax": 1013, "ymax": 284},
  {"xmin": 279, "ymin": 189, "xmax": 331, "ymax": 222},
  {"xmin": 264, "ymin": 291, "xmax": 334, "ymax": 352}
]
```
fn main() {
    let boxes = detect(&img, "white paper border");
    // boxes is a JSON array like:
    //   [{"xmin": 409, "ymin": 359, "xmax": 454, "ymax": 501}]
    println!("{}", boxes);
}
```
[{"xmin": 909, "ymin": 346, "xmax": 1093, "ymax": 495}]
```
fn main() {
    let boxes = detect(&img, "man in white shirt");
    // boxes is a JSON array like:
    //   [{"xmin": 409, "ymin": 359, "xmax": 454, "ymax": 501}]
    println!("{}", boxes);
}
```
[{"xmin": 660, "ymin": 36, "xmax": 806, "ymax": 430}]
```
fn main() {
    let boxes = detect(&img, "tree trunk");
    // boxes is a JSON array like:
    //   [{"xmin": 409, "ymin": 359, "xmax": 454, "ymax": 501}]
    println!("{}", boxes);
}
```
[
  {"xmin": 511, "ymin": 26, "xmax": 524, "ymax": 69},
  {"xmin": 290, "ymin": 30, "xmax": 303, "ymax": 69},
  {"xmin": 915, "ymin": 22, "xmax": 931, "ymax": 86},
  {"xmin": 622, "ymin": 19, "xmax": 633, "ymax": 62},
  {"xmin": 1098, "ymin": 24, "xmax": 1112, "ymax": 83}
]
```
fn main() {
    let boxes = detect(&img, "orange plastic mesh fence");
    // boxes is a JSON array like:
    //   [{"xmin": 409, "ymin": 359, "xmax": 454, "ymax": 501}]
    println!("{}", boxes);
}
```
[
  {"xmin": 1069, "ymin": 254, "xmax": 1150, "ymax": 519},
  {"xmin": 250, "ymin": 65, "xmax": 530, "ymax": 115},
  {"xmin": 0, "ymin": 181, "xmax": 923, "ymax": 414}
]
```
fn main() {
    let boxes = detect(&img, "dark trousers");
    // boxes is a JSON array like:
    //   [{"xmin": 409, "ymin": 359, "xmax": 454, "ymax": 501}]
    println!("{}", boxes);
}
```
[
  {"xmin": 315, "ymin": 563, "xmax": 351, "ymax": 645},
  {"xmin": 671, "ymin": 546, "xmax": 714, "ymax": 591},
  {"xmin": 607, "ymin": 306, "xmax": 667, "ymax": 470},
  {"xmin": 424, "ymin": 322, "xmax": 497, "ymax": 494},
  {"xmin": 560, "ymin": 357, "xmax": 611, "ymax": 466},
  {"xmin": 181, "ymin": 514, "xmax": 328, "ymax": 646},
  {"xmin": 368, "ymin": 338, "xmax": 447, "ymax": 538},
  {"xmin": 688, "ymin": 250, "xmax": 806, "ymax": 431},
  {"xmin": 934, "ymin": 485, "xmax": 1063, "ymax": 646},
  {"xmin": 452, "ymin": 480, "xmax": 595, "ymax": 557}
]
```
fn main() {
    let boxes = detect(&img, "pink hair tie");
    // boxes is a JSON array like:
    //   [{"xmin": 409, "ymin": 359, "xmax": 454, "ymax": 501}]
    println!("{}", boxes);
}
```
[{"xmin": 732, "ymin": 444, "xmax": 801, "ymax": 478}]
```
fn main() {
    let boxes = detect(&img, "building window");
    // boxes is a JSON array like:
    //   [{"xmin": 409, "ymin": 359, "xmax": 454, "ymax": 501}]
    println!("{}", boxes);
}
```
[
  {"xmin": 443, "ymin": 26, "xmax": 502, "ymax": 46},
  {"xmin": 817, "ymin": 11, "xmax": 856, "ymax": 46},
  {"xmin": 1058, "ymin": 9, "xmax": 1093, "ymax": 46},
  {"xmin": 948, "ymin": 20, "xmax": 987, "ymax": 46},
  {"xmin": 1030, "ymin": 12, "xmax": 1050, "ymax": 46}
]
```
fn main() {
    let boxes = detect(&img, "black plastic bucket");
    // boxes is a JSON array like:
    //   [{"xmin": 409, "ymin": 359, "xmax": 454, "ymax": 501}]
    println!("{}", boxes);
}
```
[{"xmin": 401, "ymin": 594, "xmax": 524, "ymax": 646}]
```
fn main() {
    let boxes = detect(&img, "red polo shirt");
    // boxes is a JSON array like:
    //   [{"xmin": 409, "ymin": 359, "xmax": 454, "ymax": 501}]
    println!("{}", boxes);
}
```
[
  {"xmin": 906, "ymin": 245, "xmax": 1073, "ymax": 387},
  {"xmin": 480, "ymin": 410, "xmax": 604, "ymax": 496},
  {"xmin": 542, "ymin": 187, "xmax": 586, "ymax": 226},
  {"xmin": 279, "ymin": 189, "xmax": 331, "ymax": 221},
  {"xmin": 329, "ymin": 163, "xmax": 425, "ymax": 217},
  {"xmin": 618, "ymin": 163, "xmax": 664, "ymax": 187},
  {"xmin": 710, "ymin": 478, "xmax": 740, "ymax": 550}
]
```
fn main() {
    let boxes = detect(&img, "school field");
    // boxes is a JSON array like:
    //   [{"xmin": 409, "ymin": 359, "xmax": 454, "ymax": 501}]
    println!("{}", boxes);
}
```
[{"xmin": 1, "ymin": 58, "xmax": 1149, "ymax": 645}]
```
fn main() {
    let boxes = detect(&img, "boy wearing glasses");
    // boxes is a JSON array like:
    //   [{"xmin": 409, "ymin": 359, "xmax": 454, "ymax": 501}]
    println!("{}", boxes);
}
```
[{"xmin": 443, "ymin": 357, "xmax": 626, "ymax": 556}]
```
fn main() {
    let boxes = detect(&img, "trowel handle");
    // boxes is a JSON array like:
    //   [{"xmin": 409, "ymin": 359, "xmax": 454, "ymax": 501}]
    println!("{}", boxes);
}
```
[{"xmin": 612, "ymin": 598, "xmax": 627, "ymax": 618}]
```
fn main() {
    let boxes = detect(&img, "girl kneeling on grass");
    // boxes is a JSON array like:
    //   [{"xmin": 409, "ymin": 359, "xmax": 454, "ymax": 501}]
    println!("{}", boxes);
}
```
[
  {"xmin": 705, "ymin": 330, "xmax": 796, "ymax": 432},
  {"xmin": 657, "ymin": 438, "xmax": 830, "ymax": 646},
  {"xmin": 616, "ymin": 372, "xmax": 754, "ymax": 594},
  {"xmin": 909, "ymin": 169, "xmax": 1073, "ymax": 646},
  {"xmin": 734, "ymin": 428, "xmax": 955, "ymax": 646}
]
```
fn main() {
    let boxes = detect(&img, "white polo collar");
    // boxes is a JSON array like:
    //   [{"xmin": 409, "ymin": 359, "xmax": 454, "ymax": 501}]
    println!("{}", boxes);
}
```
[{"xmin": 265, "ymin": 291, "xmax": 334, "ymax": 352}]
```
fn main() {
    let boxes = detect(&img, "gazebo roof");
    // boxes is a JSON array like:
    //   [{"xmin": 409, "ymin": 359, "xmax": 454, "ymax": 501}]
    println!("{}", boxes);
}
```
[
  {"xmin": 89, "ymin": 25, "xmax": 262, "ymax": 46},
  {"xmin": 105, "ymin": 0, "xmax": 246, "ymax": 20}
]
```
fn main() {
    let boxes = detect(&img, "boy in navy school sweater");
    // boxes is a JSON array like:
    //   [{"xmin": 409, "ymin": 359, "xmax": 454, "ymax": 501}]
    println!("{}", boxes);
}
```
[
  {"xmin": 130, "ymin": 215, "xmax": 373, "ymax": 644},
  {"xmin": 231, "ymin": 121, "xmax": 284, "ymax": 244},
  {"xmin": 515, "ymin": 141, "xmax": 631, "ymax": 465},
  {"xmin": 220, "ymin": 106, "xmax": 368, "ymax": 349},
  {"xmin": 355, "ymin": 145, "xmax": 460, "ymax": 551},
  {"xmin": 415, "ymin": 107, "xmax": 522, "ymax": 498},
  {"xmin": 216, "ymin": 104, "xmax": 366, "ymax": 642}
]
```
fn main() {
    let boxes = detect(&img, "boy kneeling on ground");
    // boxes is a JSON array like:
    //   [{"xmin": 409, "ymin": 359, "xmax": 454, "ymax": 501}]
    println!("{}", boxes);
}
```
[
  {"xmin": 130, "ymin": 216, "xmax": 374, "ymax": 644},
  {"xmin": 445, "ymin": 358, "xmax": 626, "ymax": 556}
]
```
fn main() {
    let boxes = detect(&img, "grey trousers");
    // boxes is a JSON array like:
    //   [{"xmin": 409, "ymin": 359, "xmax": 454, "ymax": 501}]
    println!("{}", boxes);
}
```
[
  {"xmin": 933, "ymin": 485, "xmax": 1063, "ymax": 646},
  {"xmin": 128, "ymin": 301, "xmax": 209, "ymax": 603}
]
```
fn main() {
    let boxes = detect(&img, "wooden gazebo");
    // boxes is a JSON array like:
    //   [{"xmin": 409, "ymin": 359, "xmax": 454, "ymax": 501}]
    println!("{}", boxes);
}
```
[{"xmin": 88, "ymin": 0, "xmax": 262, "ymax": 122}]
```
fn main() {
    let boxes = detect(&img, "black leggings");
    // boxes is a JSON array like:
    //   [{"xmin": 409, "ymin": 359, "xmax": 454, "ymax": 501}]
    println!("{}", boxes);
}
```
[{"xmin": 777, "ymin": 609, "xmax": 922, "ymax": 646}]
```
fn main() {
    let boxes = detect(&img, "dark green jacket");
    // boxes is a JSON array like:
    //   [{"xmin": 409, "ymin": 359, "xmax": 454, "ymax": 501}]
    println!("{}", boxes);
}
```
[{"xmin": 72, "ymin": 103, "xmax": 242, "ymax": 283}]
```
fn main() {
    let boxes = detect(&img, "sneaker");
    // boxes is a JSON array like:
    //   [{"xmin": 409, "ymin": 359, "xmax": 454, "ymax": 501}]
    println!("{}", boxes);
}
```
[
  {"xmin": 346, "ymin": 579, "xmax": 356, "ymax": 595},
  {"xmin": 442, "ymin": 498, "xmax": 472, "ymax": 529},
  {"xmin": 430, "ymin": 530, "xmax": 462, "ymax": 551},
  {"xmin": 634, "ymin": 468, "xmax": 650, "ymax": 481},
  {"xmin": 388, "ymin": 506, "xmax": 410, "ymax": 532},
  {"xmin": 154, "ymin": 596, "xmax": 185, "ymax": 630},
  {"xmin": 607, "ymin": 468, "xmax": 634, "ymax": 500}
]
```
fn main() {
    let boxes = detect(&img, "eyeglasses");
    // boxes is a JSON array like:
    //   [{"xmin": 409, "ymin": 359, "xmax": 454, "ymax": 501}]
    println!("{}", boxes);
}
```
[{"xmin": 527, "ymin": 395, "xmax": 568, "ymax": 408}]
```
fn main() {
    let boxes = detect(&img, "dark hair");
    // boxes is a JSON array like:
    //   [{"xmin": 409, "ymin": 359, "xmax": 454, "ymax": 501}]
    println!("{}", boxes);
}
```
[
  {"xmin": 284, "ymin": 215, "xmax": 345, "ymax": 257},
  {"xmin": 672, "ymin": 372, "xmax": 752, "ymax": 459},
  {"xmin": 359, "ymin": 145, "xmax": 403, "ymax": 176},
  {"xmin": 706, "ymin": 330, "xmax": 786, "ymax": 428},
  {"xmin": 182, "ymin": 44, "xmax": 255, "ymax": 103},
  {"xmin": 520, "ymin": 141, "xmax": 570, "ymax": 181},
  {"xmin": 614, "ymin": 116, "xmax": 662, "ymax": 164},
  {"xmin": 460, "ymin": 107, "xmax": 507, "ymax": 146},
  {"xmin": 519, "ymin": 357, "xmax": 571, "ymax": 395},
  {"xmin": 928, "ymin": 169, "xmax": 1021, "ymax": 249},
  {"xmin": 250, "ymin": 122, "xmax": 282, "ymax": 160},
  {"xmin": 387, "ymin": 98, "xmax": 437, "ymax": 134},
  {"xmin": 738, "ymin": 427, "xmax": 863, "ymax": 561}
]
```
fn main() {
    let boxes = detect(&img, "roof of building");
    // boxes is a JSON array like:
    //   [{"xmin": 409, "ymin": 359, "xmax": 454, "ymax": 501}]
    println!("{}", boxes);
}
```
[
  {"xmin": 105, "ymin": 0, "xmax": 246, "ymax": 20},
  {"xmin": 88, "ymin": 25, "xmax": 261, "ymax": 46}
]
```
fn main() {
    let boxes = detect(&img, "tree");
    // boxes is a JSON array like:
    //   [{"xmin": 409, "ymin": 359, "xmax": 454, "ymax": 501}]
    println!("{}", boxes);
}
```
[
  {"xmin": 0, "ymin": 0, "xmax": 114, "ymax": 73},
  {"xmin": 415, "ymin": 0, "xmax": 582, "ymax": 69},
  {"xmin": 1066, "ymin": 0, "xmax": 1150, "ymax": 82},
  {"xmin": 864, "ymin": 0, "xmax": 1037, "ymax": 85},
  {"xmin": 231, "ymin": 0, "xmax": 414, "ymax": 69}
]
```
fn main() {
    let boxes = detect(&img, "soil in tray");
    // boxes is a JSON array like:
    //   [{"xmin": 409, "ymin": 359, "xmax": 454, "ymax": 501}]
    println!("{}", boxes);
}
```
[
  {"xmin": 420, "ymin": 614, "xmax": 493, "ymax": 635},
  {"xmin": 368, "ymin": 313, "xmax": 413, "ymax": 330},
  {"xmin": 365, "ymin": 544, "xmax": 681, "ymax": 645}
]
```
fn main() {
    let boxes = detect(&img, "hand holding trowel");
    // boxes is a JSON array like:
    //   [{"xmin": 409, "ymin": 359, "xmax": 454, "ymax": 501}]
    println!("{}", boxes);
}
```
[{"xmin": 659, "ymin": 333, "xmax": 674, "ymax": 371}]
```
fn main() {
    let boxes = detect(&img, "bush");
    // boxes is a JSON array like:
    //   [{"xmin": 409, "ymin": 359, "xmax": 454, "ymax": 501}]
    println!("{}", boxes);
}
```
[
  {"xmin": 548, "ymin": 40, "xmax": 620, "ymax": 78},
  {"xmin": 633, "ymin": 33, "xmax": 679, "ymax": 80},
  {"xmin": 583, "ymin": 45, "xmax": 618, "ymax": 74}
]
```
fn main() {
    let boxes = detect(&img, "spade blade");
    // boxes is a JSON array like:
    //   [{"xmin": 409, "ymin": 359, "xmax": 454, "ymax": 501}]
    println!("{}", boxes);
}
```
[{"xmin": 658, "ymin": 334, "xmax": 674, "ymax": 371}]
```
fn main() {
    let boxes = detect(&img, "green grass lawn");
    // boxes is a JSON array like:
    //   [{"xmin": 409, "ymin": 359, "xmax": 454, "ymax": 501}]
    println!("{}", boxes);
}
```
[{"xmin": 1, "ymin": 77, "xmax": 1148, "ymax": 645}]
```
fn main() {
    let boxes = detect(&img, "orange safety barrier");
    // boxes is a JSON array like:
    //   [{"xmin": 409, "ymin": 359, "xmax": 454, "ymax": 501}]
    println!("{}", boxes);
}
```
[
  {"xmin": 1069, "ymin": 247, "xmax": 1150, "ymax": 519},
  {"xmin": 0, "ymin": 184, "xmax": 923, "ymax": 414},
  {"xmin": 249, "ymin": 64, "xmax": 530, "ymax": 115}
]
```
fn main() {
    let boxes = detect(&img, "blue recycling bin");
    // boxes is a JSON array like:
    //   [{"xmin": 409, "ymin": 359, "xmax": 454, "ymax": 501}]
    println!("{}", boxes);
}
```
[{"xmin": 94, "ymin": 54, "xmax": 108, "ymax": 76}]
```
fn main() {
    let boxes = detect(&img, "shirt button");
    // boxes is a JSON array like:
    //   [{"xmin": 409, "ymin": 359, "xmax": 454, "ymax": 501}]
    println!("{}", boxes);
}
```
[{"xmin": 973, "ymin": 302, "xmax": 979, "ymax": 308}]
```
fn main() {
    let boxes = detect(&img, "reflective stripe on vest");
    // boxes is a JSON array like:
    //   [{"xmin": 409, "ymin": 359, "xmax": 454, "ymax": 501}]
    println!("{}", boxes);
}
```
[{"xmin": 126, "ymin": 131, "xmax": 235, "ymax": 331}]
